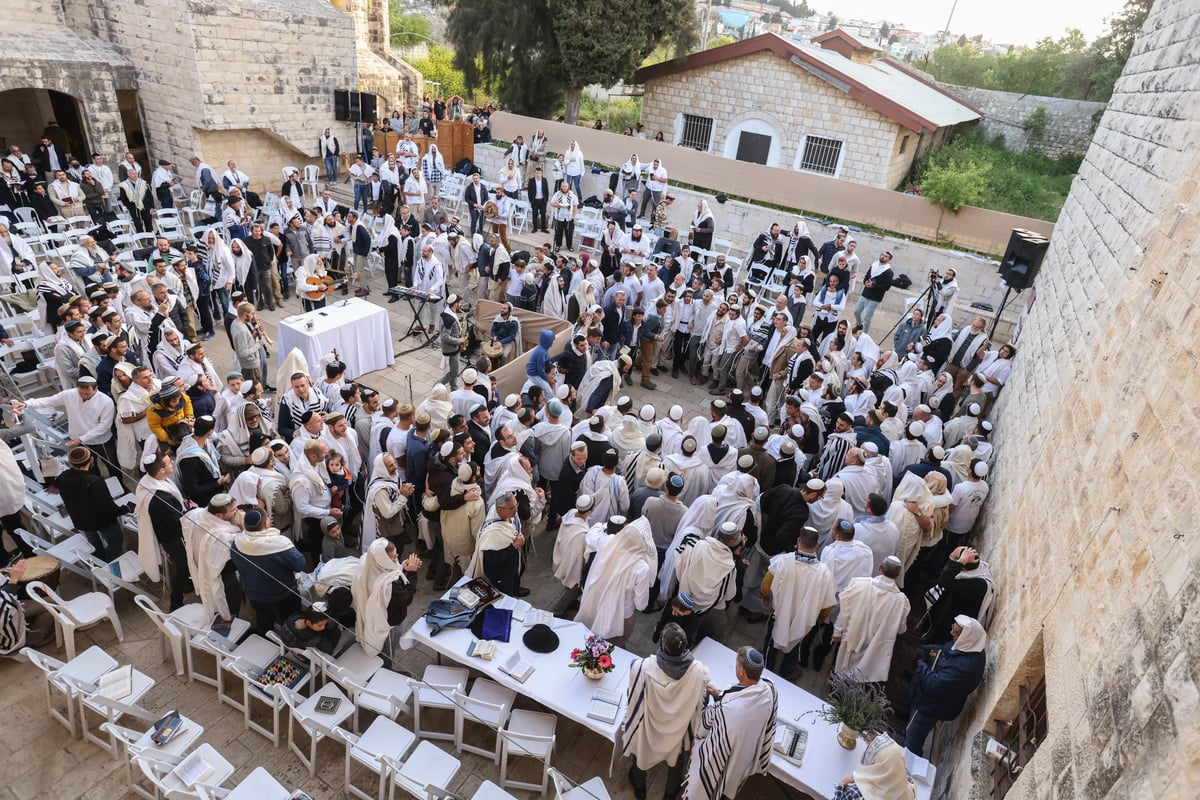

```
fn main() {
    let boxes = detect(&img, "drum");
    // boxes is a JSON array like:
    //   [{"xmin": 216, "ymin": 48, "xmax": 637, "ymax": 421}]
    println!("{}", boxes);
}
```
[
  {"xmin": 481, "ymin": 339, "xmax": 504, "ymax": 370},
  {"xmin": 15, "ymin": 555, "xmax": 61, "ymax": 591}
]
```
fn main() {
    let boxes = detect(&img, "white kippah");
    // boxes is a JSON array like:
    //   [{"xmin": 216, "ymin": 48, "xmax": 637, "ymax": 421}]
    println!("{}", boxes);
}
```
[{"xmin": 669, "ymin": 405, "xmax": 683, "ymax": 421}]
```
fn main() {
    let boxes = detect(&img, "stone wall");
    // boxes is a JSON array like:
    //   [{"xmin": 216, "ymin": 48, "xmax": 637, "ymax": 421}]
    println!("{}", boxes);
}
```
[
  {"xmin": 639, "ymin": 50, "xmax": 911, "ymax": 188},
  {"xmin": 938, "ymin": 82, "xmax": 1105, "ymax": 159},
  {"xmin": 938, "ymin": 0, "xmax": 1200, "ymax": 798}
]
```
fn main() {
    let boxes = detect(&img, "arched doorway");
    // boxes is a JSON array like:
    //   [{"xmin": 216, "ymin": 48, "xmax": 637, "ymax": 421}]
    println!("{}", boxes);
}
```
[{"xmin": 0, "ymin": 88, "xmax": 91, "ymax": 163}]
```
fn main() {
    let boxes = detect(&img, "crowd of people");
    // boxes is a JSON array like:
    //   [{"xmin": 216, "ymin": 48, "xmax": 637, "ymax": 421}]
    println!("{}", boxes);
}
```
[{"xmin": 0, "ymin": 122, "xmax": 1015, "ymax": 800}]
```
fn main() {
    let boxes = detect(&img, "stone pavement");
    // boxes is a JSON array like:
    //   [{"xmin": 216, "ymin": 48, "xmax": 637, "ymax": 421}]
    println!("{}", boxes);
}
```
[{"xmin": 0, "ymin": 230, "xmax": 811, "ymax": 800}]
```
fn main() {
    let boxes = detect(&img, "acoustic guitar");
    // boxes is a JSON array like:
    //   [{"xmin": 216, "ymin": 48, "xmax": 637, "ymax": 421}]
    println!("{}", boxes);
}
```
[
  {"xmin": 302, "ymin": 274, "xmax": 345, "ymax": 300},
  {"xmin": 484, "ymin": 201, "xmax": 500, "ymax": 219}
]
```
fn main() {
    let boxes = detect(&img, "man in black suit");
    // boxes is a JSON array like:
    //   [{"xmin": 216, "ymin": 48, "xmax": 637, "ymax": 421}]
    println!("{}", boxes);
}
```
[
  {"xmin": 601, "ymin": 290, "xmax": 627, "ymax": 360},
  {"xmin": 463, "ymin": 172, "xmax": 487, "ymax": 238},
  {"xmin": 525, "ymin": 167, "xmax": 550, "ymax": 233}
]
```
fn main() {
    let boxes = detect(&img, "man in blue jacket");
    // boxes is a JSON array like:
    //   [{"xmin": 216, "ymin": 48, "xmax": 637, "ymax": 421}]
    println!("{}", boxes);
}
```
[
  {"xmin": 230, "ymin": 509, "xmax": 306, "ymax": 635},
  {"xmin": 525, "ymin": 329, "xmax": 555, "ymax": 397},
  {"xmin": 904, "ymin": 614, "xmax": 987, "ymax": 756}
]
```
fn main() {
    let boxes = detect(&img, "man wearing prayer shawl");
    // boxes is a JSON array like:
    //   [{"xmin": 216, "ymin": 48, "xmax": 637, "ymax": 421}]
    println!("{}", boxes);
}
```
[
  {"xmin": 466, "ymin": 493, "xmax": 527, "ymax": 596},
  {"xmin": 761, "ymin": 526, "xmax": 837, "ymax": 679},
  {"xmin": 904, "ymin": 615, "xmax": 987, "ymax": 756},
  {"xmin": 181, "ymin": 493, "xmax": 243, "ymax": 622},
  {"xmin": 552, "ymin": 495, "xmax": 597, "ymax": 591},
  {"xmin": 353, "ymin": 538, "xmax": 421, "ymax": 660},
  {"xmin": 833, "ymin": 733, "xmax": 916, "ymax": 800},
  {"xmin": 230, "ymin": 509, "xmax": 306, "ymax": 635},
  {"xmin": 832, "ymin": 557, "xmax": 910, "ymax": 683},
  {"xmin": 576, "ymin": 516, "xmax": 656, "ymax": 641},
  {"xmin": 681, "ymin": 646, "xmax": 777, "ymax": 800},
  {"xmin": 622, "ymin": 623, "xmax": 710, "ymax": 800},
  {"xmin": 661, "ymin": 522, "xmax": 742, "ymax": 645}
]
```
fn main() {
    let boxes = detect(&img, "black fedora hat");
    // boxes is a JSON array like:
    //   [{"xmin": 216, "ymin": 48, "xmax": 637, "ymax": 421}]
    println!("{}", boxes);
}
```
[{"xmin": 522, "ymin": 623, "xmax": 559, "ymax": 654}]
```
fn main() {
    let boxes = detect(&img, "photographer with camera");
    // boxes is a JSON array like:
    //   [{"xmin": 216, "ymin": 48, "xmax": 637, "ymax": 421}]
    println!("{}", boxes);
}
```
[{"xmin": 933, "ymin": 267, "xmax": 959, "ymax": 317}]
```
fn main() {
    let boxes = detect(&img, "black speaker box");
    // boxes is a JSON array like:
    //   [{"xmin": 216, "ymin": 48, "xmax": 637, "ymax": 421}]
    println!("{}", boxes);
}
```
[{"xmin": 999, "ymin": 228, "xmax": 1050, "ymax": 291}]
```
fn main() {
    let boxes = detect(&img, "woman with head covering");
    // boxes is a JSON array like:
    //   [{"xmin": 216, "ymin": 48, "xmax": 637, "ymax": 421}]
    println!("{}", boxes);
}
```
[
  {"xmin": 352, "ymin": 538, "xmax": 422, "ymax": 660},
  {"xmin": 416, "ymin": 383, "xmax": 453, "ymax": 430},
  {"xmin": 904, "ymin": 615, "xmax": 987, "ymax": 756},
  {"xmin": 690, "ymin": 199, "xmax": 715, "ymax": 250},
  {"xmin": 576, "ymin": 516, "xmax": 656, "ymax": 640},
  {"xmin": 834, "ymin": 733, "xmax": 916, "ymax": 800}
]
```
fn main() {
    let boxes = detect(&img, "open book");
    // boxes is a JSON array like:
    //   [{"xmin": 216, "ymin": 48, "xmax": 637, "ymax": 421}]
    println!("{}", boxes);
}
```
[
  {"xmin": 906, "ymin": 749, "xmax": 932, "ymax": 783},
  {"xmin": 498, "ymin": 650, "xmax": 534, "ymax": 683},
  {"xmin": 773, "ymin": 719, "xmax": 808, "ymax": 766},
  {"xmin": 494, "ymin": 596, "xmax": 554, "ymax": 626},
  {"xmin": 172, "ymin": 750, "xmax": 214, "ymax": 787},
  {"xmin": 587, "ymin": 688, "xmax": 622, "ymax": 723},
  {"xmin": 96, "ymin": 664, "xmax": 133, "ymax": 700},
  {"xmin": 468, "ymin": 638, "xmax": 497, "ymax": 660}
]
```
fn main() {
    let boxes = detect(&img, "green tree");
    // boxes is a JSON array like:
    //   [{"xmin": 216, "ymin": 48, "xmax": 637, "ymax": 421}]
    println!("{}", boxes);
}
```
[
  {"xmin": 440, "ymin": 0, "xmax": 696, "ymax": 122},
  {"xmin": 707, "ymin": 34, "xmax": 736, "ymax": 49},
  {"xmin": 388, "ymin": 9, "xmax": 432, "ymax": 47},
  {"xmin": 879, "ymin": 21, "xmax": 891, "ymax": 42},
  {"xmin": 823, "ymin": 13, "xmax": 838, "ymax": 31},
  {"xmin": 1090, "ymin": 0, "xmax": 1153, "ymax": 98},
  {"xmin": 408, "ymin": 46, "xmax": 470, "ymax": 100},
  {"xmin": 921, "ymin": 156, "xmax": 991, "ymax": 214}
]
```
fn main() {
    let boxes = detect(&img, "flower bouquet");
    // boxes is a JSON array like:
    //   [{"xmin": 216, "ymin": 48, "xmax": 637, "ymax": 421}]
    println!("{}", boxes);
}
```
[{"xmin": 569, "ymin": 634, "xmax": 615, "ymax": 679}]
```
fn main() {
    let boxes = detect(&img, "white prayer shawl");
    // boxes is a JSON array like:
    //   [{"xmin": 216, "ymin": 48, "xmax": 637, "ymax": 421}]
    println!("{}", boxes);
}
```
[
  {"xmin": 960, "ymin": 561, "xmax": 997, "ymax": 629},
  {"xmin": 0, "ymin": 440, "xmax": 22, "ymax": 517},
  {"xmin": 622, "ymin": 656, "xmax": 710, "ymax": 769},
  {"xmin": 834, "ymin": 575, "xmax": 910, "ymax": 682},
  {"xmin": 808, "ymin": 477, "xmax": 853, "ymax": 545},
  {"xmin": 482, "ymin": 444, "xmax": 517, "ymax": 497},
  {"xmin": 465, "ymin": 512, "xmax": 519, "ymax": 580},
  {"xmin": 229, "ymin": 238, "xmax": 253, "ymax": 285},
  {"xmin": 699, "ymin": 443, "xmax": 738, "ymax": 489},
  {"xmin": 887, "ymin": 472, "xmax": 937, "ymax": 584},
  {"xmin": 682, "ymin": 679, "xmax": 777, "ymax": 800},
  {"xmin": 135, "ymin": 473, "xmax": 183, "ymax": 582},
  {"xmin": 577, "ymin": 359, "xmax": 621, "ymax": 412},
  {"xmin": 766, "ymin": 553, "xmax": 837, "ymax": 651},
  {"xmin": 661, "ymin": 451, "xmax": 709, "ymax": 506},
  {"xmin": 181, "ymin": 508, "xmax": 239, "ymax": 619},
  {"xmin": 710, "ymin": 473, "xmax": 759, "ymax": 533},
  {"xmin": 361, "ymin": 455, "xmax": 402, "ymax": 549},
  {"xmin": 353, "ymin": 539, "xmax": 408, "ymax": 657},
  {"xmin": 835, "ymin": 464, "xmax": 875, "ymax": 518},
  {"xmin": 675, "ymin": 537, "xmax": 737, "ymax": 612},
  {"xmin": 576, "ymin": 516, "xmax": 655, "ymax": 639},
  {"xmin": 551, "ymin": 510, "xmax": 591, "ymax": 589},
  {"xmin": 819, "ymin": 538, "xmax": 875, "ymax": 624},
  {"xmin": 658, "ymin": 495, "xmax": 718, "ymax": 601},
  {"xmin": 320, "ymin": 427, "xmax": 362, "ymax": 479},
  {"xmin": 656, "ymin": 418, "xmax": 684, "ymax": 457},
  {"xmin": 610, "ymin": 416, "xmax": 646, "ymax": 468},
  {"xmin": 233, "ymin": 526, "xmax": 295, "ymax": 558},
  {"xmin": 492, "ymin": 453, "xmax": 536, "ymax": 500},
  {"xmin": 578, "ymin": 465, "xmax": 629, "ymax": 523},
  {"xmin": 888, "ymin": 439, "xmax": 925, "ymax": 480}
]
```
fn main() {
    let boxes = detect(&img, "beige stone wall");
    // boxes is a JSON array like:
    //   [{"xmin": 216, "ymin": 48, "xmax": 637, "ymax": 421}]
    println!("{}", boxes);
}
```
[
  {"xmin": 938, "ymin": 0, "xmax": 1200, "ymax": 797},
  {"xmin": 639, "ymin": 50, "xmax": 907, "ymax": 188}
]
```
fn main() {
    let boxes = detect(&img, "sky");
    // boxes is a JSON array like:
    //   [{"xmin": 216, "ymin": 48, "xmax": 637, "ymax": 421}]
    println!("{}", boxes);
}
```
[{"xmin": 812, "ymin": 0, "xmax": 1130, "ymax": 46}]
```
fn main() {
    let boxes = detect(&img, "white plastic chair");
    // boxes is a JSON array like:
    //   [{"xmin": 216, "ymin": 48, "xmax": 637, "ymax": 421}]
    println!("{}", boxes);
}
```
[
  {"xmin": 282, "ymin": 682, "xmax": 354, "ymax": 776},
  {"xmin": 133, "ymin": 594, "xmax": 246, "ymax": 678},
  {"xmin": 301, "ymin": 165, "xmax": 320, "ymax": 201},
  {"xmin": 500, "ymin": 709, "xmax": 557, "ymax": 795},
  {"xmin": 307, "ymin": 642, "xmax": 382, "ymax": 692},
  {"xmin": 464, "ymin": 782, "xmax": 520, "ymax": 800},
  {"xmin": 383, "ymin": 740, "xmax": 461, "ymax": 800},
  {"xmin": 220, "ymin": 766, "xmax": 289, "ymax": 800},
  {"xmin": 64, "ymin": 666, "xmax": 158, "ymax": 756},
  {"xmin": 408, "ymin": 665, "xmax": 468, "ymax": 742},
  {"xmin": 452, "ymin": 678, "xmax": 515, "ymax": 762},
  {"xmin": 23, "ymin": 645, "xmax": 117, "ymax": 734},
  {"xmin": 133, "ymin": 742, "xmax": 235, "ymax": 800},
  {"xmin": 510, "ymin": 200, "xmax": 531, "ymax": 234},
  {"xmin": 342, "ymin": 666, "xmax": 413, "ymax": 733},
  {"xmin": 344, "ymin": 716, "xmax": 416, "ymax": 800},
  {"xmin": 712, "ymin": 237, "xmax": 734, "ymax": 256},
  {"xmin": 215, "ymin": 633, "xmax": 284, "ymax": 712},
  {"xmin": 547, "ymin": 768, "xmax": 612, "ymax": 800},
  {"xmin": 26, "ymin": 579, "xmax": 124, "ymax": 661}
]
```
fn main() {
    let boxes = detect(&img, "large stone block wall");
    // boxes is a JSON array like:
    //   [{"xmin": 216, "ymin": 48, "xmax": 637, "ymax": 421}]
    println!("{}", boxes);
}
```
[
  {"xmin": 639, "ymin": 50, "xmax": 907, "ymax": 188},
  {"xmin": 937, "ymin": 0, "xmax": 1200, "ymax": 798},
  {"xmin": 938, "ymin": 82, "xmax": 1106, "ymax": 159}
]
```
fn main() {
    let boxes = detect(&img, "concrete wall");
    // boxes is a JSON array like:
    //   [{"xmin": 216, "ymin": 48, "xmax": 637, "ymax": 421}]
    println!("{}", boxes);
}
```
[
  {"xmin": 939, "ymin": 83, "xmax": 1105, "ymax": 159},
  {"xmin": 938, "ymin": 0, "xmax": 1200, "ymax": 797},
  {"xmin": 639, "ymin": 50, "xmax": 909, "ymax": 188},
  {"xmin": 487, "ymin": 112, "xmax": 1054, "ymax": 255}
]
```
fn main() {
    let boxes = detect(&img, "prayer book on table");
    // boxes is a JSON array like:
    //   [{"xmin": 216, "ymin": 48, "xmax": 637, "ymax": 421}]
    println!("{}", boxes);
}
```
[
  {"xmin": 151, "ymin": 710, "xmax": 184, "ymax": 746},
  {"xmin": 468, "ymin": 638, "xmax": 497, "ymax": 660},
  {"xmin": 498, "ymin": 650, "xmax": 534, "ymax": 683},
  {"xmin": 906, "ymin": 749, "xmax": 932, "ymax": 783},
  {"xmin": 96, "ymin": 664, "xmax": 133, "ymax": 700},
  {"xmin": 587, "ymin": 688, "xmax": 622, "ymax": 723},
  {"xmin": 773, "ymin": 719, "xmax": 808, "ymax": 766}
]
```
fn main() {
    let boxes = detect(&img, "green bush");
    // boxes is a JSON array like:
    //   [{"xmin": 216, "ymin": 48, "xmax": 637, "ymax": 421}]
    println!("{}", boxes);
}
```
[{"xmin": 909, "ymin": 131, "xmax": 1078, "ymax": 221}]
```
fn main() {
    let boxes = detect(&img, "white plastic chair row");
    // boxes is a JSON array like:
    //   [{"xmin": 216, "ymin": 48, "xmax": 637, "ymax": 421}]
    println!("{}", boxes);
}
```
[{"xmin": 25, "ymin": 578, "xmax": 124, "ymax": 661}]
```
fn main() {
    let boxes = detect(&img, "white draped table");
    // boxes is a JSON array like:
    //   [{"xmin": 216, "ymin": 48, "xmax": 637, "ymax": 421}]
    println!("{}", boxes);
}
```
[
  {"xmin": 691, "ymin": 639, "xmax": 935, "ymax": 800},
  {"xmin": 276, "ymin": 298, "xmax": 394, "ymax": 379}
]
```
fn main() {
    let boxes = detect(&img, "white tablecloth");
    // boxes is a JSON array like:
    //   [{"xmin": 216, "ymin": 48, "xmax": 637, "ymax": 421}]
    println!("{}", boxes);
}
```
[
  {"xmin": 691, "ymin": 639, "xmax": 935, "ymax": 800},
  {"xmin": 276, "ymin": 298, "xmax": 394, "ymax": 379},
  {"xmin": 400, "ymin": 611, "xmax": 637, "ymax": 743}
]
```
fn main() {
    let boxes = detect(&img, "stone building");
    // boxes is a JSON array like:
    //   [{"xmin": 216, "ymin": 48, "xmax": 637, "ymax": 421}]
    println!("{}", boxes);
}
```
[
  {"xmin": 936, "ymin": 0, "xmax": 1200, "ymax": 797},
  {"xmin": 937, "ymin": 83, "xmax": 1106, "ymax": 159},
  {"xmin": 633, "ymin": 30, "xmax": 980, "ymax": 189},
  {"xmin": 0, "ymin": 0, "xmax": 421, "ymax": 195}
]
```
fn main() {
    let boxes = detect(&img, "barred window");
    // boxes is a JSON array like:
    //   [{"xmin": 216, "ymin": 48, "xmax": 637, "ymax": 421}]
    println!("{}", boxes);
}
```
[
  {"xmin": 991, "ymin": 674, "xmax": 1047, "ymax": 798},
  {"xmin": 798, "ymin": 135, "xmax": 844, "ymax": 176},
  {"xmin": 679, "ymin": 114, "xmax": 714, "ymax": 151}
]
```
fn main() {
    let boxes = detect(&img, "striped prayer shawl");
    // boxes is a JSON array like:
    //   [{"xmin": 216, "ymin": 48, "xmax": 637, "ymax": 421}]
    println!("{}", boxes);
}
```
[{"xmin": 683, "ymin": 679, "xmax": 778, "ymax": 800}]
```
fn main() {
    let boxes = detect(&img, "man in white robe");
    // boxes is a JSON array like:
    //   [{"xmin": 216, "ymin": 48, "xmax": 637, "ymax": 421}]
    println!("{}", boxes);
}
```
[
  {"xmin": 578, "ymin": 450, "xmax": 629, "ymax": 523},
  {"xmin": 835, "ymin": 448, "xmax": 877, "ymax": 517},
  {"xmin": 551, "ymin": 494, "xmax": 596, "ymax": 591},
  {"xmin": 622, "ymin": 623, "xmax": 710, "ymax": 800},
  {"xmin": 180, "ymin": 494, "xmax": 242, "ymax": 621},
  {"xmin": 576, "ymin": 516, "xmax": 655, "ymax": 641},
  {"xmin": 760, "ymin": 526, "xmax": 836, "ymax": 679},
  {"xmin": 661, "ymin": 522, "xmax": 741, "ymax": 644},
  {"xmin": 682, "ymin": 646, "xmax": 777, "ymax": 800},
  {"xmin": 832, "ymin": 556, "xmax": 910, "ymax": 683},
  {"xmin": 661, "ymin": 435, "xmax": 709, "ymax": 507},
  {"xmin": 803, "ymin": 519, "xmax": 875, "ymax": 670}
]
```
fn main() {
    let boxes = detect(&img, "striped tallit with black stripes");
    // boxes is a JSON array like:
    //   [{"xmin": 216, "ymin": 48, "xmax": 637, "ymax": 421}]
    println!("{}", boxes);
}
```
[{"xmin": 682, "ymin": 679, "xmax": 778, "ymax": 800}]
